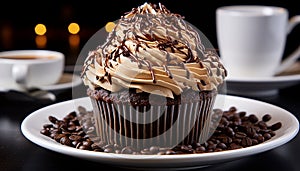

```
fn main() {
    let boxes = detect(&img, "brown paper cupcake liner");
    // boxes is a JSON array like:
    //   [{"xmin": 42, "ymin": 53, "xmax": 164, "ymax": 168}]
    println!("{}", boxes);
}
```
[{"xmin": 89, "ymin": 92, "xmax": 216, "ymax": 150}]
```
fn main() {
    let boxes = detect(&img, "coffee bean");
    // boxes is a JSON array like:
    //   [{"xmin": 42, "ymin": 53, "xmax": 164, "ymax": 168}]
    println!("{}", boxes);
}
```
[
  {"xmin": 257, "ymin": 121, "xmax": 268, "ymax": 129},
  {"xmin": 271, "ymin": 122, "xmax": 282, "ymax": 131},
  {"xmin": 77, "ymin": 131, "xmax": 86, "ymax": 136},
  {"xmin": 239, "ymin": 111, "xmax": 246, "ymax": 118},
  {"xmin": 214, "ymin": 148, "xmax": 223, "ymax": 152},
  {"xmin": 78, "ymin": 145, "xmax": 91, "ymax": 150},
  {"xmin": 241, "ymin": 137, "xmax": 252, "ymax": 147},
  {"xmin": 140, "ymin": 149, "xmax": 152, "ymax": 155},
  {"xmin": 75, "ymin": 126, "xmax": 83, "ymax": 132},
  {"xmin": 262, "ymin": 114, "xmax": 272, "ymax": 122},
  {"xmin": 69, "ymin": 135, "xmax": 82, "ymax": 141},
  {"xmin": 40, "ymin": 129, "xmax": 50, "ymax": 136},
  {"xmin": 269, "ymin": 131, "xmax": 276, "ymax": 137},
  {"xmin": 230, "ymin": 143, "xmax": 242, "ymax": 150},
  {"xmin": 233, "ymin": 138, "xmax": 242, "ymax": 144},
  {"xmin": 53, "ymin": 134, "xmax": 65, "ymax": 142},
  {"xmin": 224, "ymin": 127, "xmax": 235, "ymax": 137},
  {"xmin": 180, "ymin": 145, "xmax": 194, "ymax": 154},
  {"xmin": 149, "ymin": 146, "xmax": 160, "ymax": 154},
  {"xmin": 40, "ymin": 106, "xmax": 282, "ymax": 155},
  {"xmin": 72, "ymin": 140, "xmax": 80, "ymax": 147},
  {"xmin": 257, "ymin": 134, "xmax": 265, "ymax": 143},
  {"xmin": 92, "ymin": 148, "xmax": 103, "ymax": 152},
  {"xmin": 165, "ymin": 150, "xmax": 176, "ymax": 155},
  {"xmin": 75, "ymin": 142, "xmax": 83, "ymax": 149},
  {"xmin": 229, "ymin": 106, "xmax": 237, "ymax": 113},
  {"xmin": 217, "ymin": 142, "xmax": 227, "ymax": 149},
  {"xmin": 48, "ymin": 116, "xmax": 58, "ymax": 124},
  {"xmin": 235, "ymin": 132, "xmax": 247, "ymax": 138},
  {"xmin": 60, "ymin": 136, "xmax": 72, "ymax": 146},
  {"xmin": 121, "ymin": 146, "xmax": 134, "ymax": 154},
  {"xmin": 248, "ymin": 114, "xmax": 259, "ymax": 123},
  {"xmin": 68, "ymin": 125, "xmax": 77, "ymax": 131},
  {"xmin": 83, "ymin": 140, "xmax": 93, "ymax": 147},
  {"xmin": 252, "ymin": 139, "xmax": 258, "ymax": 145},
  {"xmin": 43, "ymin": 124, "xmax": 53, "ymax": 129},
  {"xmin": 263, "ymin": 133, "xmax": 272, "ymax": 140},
  {"xmin": 115, "ymin": 149, "xmax": 121, "ymax": 154},
  {"xmin": 104, "ymin": 147, "xmax": 114, "ymax": 153},
  {"xmin": 91, "ymin": 143, "xmax": 103, "ymax": 151},
  {"xmin": 246, "ymin": 127, "xmax": 257, "ymax": 138},
  {"xmin": 195, "ymin": 146, "xmax": 206, "ymax": 153}
]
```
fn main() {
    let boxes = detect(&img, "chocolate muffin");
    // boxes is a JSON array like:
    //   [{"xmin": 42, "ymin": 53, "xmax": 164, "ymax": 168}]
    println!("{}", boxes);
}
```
[{"xmin": 81, "ymin": 2, "xmax": 227, "ymax": 150}]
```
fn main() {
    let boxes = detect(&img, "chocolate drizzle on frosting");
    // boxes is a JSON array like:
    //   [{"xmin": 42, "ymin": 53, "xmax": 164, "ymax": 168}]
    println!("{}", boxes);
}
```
[{"xmin": 81, "ymin": 2, "xmax": 227, "ymax": 98}]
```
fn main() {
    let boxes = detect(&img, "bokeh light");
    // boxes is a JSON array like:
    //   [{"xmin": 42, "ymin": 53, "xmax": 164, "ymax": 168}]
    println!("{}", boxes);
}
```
[
  {"xmin": 105, "ymin": 22, "xmax": 115, "ymax": 32},
  {"xmin": 34, "ymin": 24, "xmax": 47, "ymax": 35},
  {"xmin": 68, "ymin": 23, "xmax": 80, "ymax": 34}
]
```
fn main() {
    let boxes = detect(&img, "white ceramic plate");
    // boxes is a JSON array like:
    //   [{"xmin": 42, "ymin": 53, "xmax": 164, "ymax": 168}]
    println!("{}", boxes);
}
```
[
  {"xmin": 21, "ymin": 95, "xmax": 299, "ymax": 170},
  {"xmin": 0, "ymin": 73, "xmax": 82, "ymax": 92},
  {"xmin": 225, "ymin": 74, "xmax": 300, "ymax": 96}
]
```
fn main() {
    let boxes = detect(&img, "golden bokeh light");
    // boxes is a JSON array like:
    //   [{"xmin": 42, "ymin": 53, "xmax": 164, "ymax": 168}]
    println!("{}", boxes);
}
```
[
  {"xmin": 68, "ymin": 23, "xmax": 80, "ymax": 34},
  {"xmin": 34, "ymin": 24, "xmax": 47, "ymax": 35},
  {"xmin": 105, "ymin": 22, "xmax": 115, "ymax": 32}
]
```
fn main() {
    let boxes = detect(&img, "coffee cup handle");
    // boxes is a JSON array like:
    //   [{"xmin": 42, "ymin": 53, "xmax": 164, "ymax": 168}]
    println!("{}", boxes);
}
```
[
  {"xmin": 12, "ymin": 64, "xmax": 29, "ymax": 89},
  {"xmin": 275, "ymin": 15, "xmax": 300, "ymax": 75}
]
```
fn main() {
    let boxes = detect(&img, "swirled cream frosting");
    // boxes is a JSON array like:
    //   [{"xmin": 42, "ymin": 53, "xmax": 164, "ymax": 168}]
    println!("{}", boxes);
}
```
[{"xmin": 81, "ymin": 2, "xmax": 227, "ymax": 98}]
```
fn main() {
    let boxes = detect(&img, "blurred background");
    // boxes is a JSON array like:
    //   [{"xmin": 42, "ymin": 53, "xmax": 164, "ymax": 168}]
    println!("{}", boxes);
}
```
[{"xmin": 0, "ymin": 0, "xmax": 299, "ymax": 67}]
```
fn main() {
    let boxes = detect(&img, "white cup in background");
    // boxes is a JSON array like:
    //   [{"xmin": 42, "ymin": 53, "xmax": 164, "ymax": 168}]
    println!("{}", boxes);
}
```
[
  {"xmin": 0, "ymin": 50, "xmax": 65, "ymax": 91},
  {"xmin": 216, "ymin": 5, "xmax": 300, "ymax": 78}
]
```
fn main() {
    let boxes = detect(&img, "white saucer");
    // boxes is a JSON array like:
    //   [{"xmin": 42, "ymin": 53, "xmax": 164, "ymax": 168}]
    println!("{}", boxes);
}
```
[
  {"xmin": 225, "ymin": 74, "xmax": 300, "ymax": 96},
  {"xmin": 0, "ymin": 73, "xmax": 82, "ymax": 92},
  {"xmin": 38, "ymin": 73, "xmax": 82, "ymax": 91},
  {"xmin": 21, "ymin": 95, "xmax": 299, "ymax": 170}
]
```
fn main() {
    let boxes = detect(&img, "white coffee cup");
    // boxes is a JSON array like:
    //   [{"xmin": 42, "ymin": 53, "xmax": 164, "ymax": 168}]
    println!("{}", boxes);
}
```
[
  {"xmin": 216, "ymin": 5, "xmax": 300, "ymax": 78},
  {"xmin": 0, "ymin": 50, "xmax": 65, "ymax": 91}
]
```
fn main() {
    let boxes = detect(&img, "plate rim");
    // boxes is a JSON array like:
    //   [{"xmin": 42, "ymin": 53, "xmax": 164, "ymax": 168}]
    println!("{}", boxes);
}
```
[
  {"xmin": 21, "ymin": 95, "xmax": 299, "ymax": 168},
  {"xmin": 225, "ymin": 74, "xmax": 300, "ymax": 83}
]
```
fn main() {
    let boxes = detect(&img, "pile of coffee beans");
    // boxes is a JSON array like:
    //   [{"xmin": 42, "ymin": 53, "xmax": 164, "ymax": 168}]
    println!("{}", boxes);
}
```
[{"xmin": 40, "ymin": 106, "xmax": 282, "ymax": 155}]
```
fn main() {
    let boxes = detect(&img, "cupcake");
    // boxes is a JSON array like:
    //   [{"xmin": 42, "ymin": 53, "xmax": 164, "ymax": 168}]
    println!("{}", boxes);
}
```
[{"xmin": 81, "ymin": 2, "xmax": 227, "ymax": 150}]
